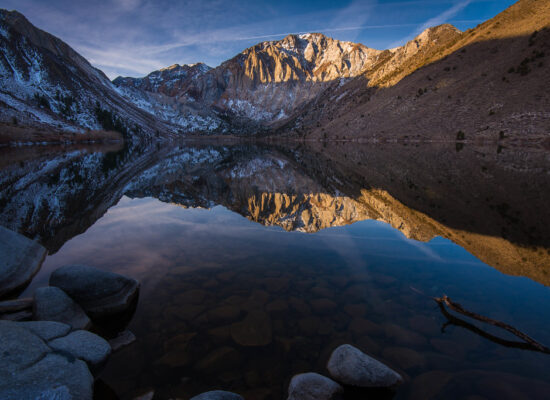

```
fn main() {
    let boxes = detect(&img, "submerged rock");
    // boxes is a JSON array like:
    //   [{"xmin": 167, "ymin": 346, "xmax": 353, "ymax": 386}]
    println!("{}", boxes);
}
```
[
  {"xmin": 33, "ymin": 286, "xmax": 91, "ymax": 330},
  {"xmin": 190, "ymin": 390, "xmax": 244, "ymax": 400},
  {"xmin": 287, "ymin": 372, "xmax": 343, "ymax": 400},
  {"xmin": 108, "ymin": 329, "xmax": 136, "ymax": 352},
  {"xmin": 196, "ymin": 346, "xmax": 242, "ymax": 374},
  {"xmin": 49, "ymin": 330, "xmax": 111, "ymax": 369},
  {"xmin": 230, "ymin": 310, "xmax": 272, "ymax": 346},
  {"xmin": 133, "ymin": 390, "xmax": 155, "ymax": 400},
  {"xmin": 327, "ymin": 344, "xmax": 403, "ymax": 388},
  {"xmin": 49, "ymin": 265, "xmax": 140, "ymax": 318},
  {"xmin": 0, "ymin": 226, "xmax": 47, "ymax": 298}
]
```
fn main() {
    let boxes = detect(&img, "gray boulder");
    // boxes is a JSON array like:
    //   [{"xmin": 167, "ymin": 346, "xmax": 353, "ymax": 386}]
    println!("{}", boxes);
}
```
[
  {"xmin": 0, "ymin": 320, "xmax": 50, "ymax": 375},
  {"xmin": 19, "ymin": 321, "xmax": 71, "ymax": 341},
  {"xmin": 190, "ymin": 390, "xmax": 244, "ymax": 400},
  {"xmin": 288, "ymin": 372, "xmax": 343, "ymax": 400},
  {"xmin": 0, "ymin": 320, "xmax": 93, "ymax": 400},
  {"xmin": 49, "ymin": 330, "xmax": 112, "ymax": 369},
  {"xmin": 327, "ymin": 344, "xmax": 403, "ymax": 388},
  {"xmin": 0, "ymin": 226, "xmax": 47, "ymax": 297},
  {"xmin": 50, "ymin": 265, "xmax": 140, "ymax": 318},
  {"xmin": 33, "ymin": 287, "xmax": 91, "ymax": 330},
  {"xmin": 0, "ymin": 353, "xmax": 93, "ymax": 400}
]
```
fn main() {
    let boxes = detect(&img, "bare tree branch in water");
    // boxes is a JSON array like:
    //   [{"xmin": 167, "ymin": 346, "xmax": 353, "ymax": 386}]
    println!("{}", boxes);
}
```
[{"xmin": 435, "ymin": 295, "xmax": 550, "ymax": 354}]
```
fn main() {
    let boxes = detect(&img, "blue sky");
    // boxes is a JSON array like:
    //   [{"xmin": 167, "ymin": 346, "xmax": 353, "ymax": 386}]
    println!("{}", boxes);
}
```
[{"xmin": 0, "ymin": 0, "xmax": 516, "ymax": 79}]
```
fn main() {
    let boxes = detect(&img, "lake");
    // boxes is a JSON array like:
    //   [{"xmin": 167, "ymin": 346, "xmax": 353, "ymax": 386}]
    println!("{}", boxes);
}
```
[{"xmin": 1, "ymin": 140, "xmax": 549, "ymax": 399}]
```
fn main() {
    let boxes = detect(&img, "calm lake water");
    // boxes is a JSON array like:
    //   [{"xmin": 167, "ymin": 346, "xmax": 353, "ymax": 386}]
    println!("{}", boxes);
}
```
[{"xmin": 1, "ymin": 141, "xmax": 550, "ymax": 399}]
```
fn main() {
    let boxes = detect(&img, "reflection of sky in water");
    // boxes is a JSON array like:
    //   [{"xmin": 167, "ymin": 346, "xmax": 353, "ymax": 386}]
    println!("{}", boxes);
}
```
[{"xmin": 24, "ymin": 195, "xmax": 550, "ymax": 399}]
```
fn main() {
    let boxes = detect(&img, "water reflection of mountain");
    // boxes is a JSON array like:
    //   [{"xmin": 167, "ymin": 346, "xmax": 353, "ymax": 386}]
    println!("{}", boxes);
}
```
[{"xmin": 0, "ymin": 141, "xmax": 549, "ymax": 285}]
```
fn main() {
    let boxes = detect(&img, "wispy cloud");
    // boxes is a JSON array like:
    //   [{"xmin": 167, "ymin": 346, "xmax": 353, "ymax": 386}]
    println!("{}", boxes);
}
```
[
  {"xmin": 0, "ymin": 0, "xmax": 504, "ymax": 79},
  {"xmin": 416, "ymin": 0, "xmax": 473, "ymax": 32},
  {"xmin": 390, "ymin": 0, "xmax": 474, "ymax": 47}
]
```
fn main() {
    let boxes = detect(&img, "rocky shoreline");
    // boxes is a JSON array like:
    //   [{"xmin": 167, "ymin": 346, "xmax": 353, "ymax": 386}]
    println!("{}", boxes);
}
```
[
  {"xmin": 0, "ymin": 226, "xmax": 407, "ymax": 399},
  {"xmin": 0, "ymin": 252, "xmax": 140, "ymax": 399}
]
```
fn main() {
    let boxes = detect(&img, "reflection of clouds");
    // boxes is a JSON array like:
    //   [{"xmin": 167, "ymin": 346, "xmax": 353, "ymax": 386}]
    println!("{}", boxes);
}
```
[{"xmin": 23, "ymin": 194, "xmax": 494, "ymax": 301}]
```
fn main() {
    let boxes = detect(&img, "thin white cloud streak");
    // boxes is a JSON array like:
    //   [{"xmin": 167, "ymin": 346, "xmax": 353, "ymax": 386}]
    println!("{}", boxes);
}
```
[
  {"xmin": 84, "ymin": 17, "xmax": 485, "ymax": 78},
  {"xmin": 390, "ymin": 0, "xmax": 474, "ymax": 47},
  {"xmin": 416, "ymin": 0, "xmax": 473, "ymax": 33},
  {"xmin": 232, "ymin": 20, "xmax": 482, "ymax": 41},
  {"xmin": 2, "ymin": 0, "xmax": 485, "ymax": 78}
]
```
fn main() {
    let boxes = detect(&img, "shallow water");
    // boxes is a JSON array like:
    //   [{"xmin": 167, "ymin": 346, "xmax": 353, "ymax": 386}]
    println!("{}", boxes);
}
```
[{"xmin": 1, "ymin": 141, "xmax": 550, "ymax": 399}]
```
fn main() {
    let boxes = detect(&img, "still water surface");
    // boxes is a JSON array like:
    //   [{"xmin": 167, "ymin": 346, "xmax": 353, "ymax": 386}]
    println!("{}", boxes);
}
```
[{"xmin": 1, "ymin": 141, "xmax": 550, "ymax": 399}]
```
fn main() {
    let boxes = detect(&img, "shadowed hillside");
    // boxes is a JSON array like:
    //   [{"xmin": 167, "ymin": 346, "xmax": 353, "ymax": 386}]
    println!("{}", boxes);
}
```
[{"xmin": 275, "ymin": 0, "xmax": 550, "ymax": 142}]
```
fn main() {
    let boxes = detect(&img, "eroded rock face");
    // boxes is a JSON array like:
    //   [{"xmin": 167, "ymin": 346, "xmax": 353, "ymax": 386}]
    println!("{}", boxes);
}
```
[
  {"xmin": 327, "ymin": 344, "xmax": 403, "ymax": 388},
  {"xmin": 0, "ymin": 225, "xmax": 47, "ymax": 298},
  {"xmin": 33, "ymin": 286, "xmax": 91, "ymax": 330},
  {"xmin": 115, "ymin": 33, "xmax": 384, "ymax": 126},
  {"xmin": 49, "ymin": 265, "xmax": 140, "ymax": 318},
  {"xmin": 287, "ymin": 372, "xmax": 343, "ymax": 400},
  {"xmin": 0, "ymin": 10, "xmax": 170, "ymax": 137}
]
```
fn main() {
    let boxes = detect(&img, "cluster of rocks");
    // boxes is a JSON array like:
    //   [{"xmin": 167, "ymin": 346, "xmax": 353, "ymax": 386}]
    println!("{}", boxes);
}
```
[
  {"xmin": 0, "ymin": 263, "xmax": 140, "ymax": 400},
  {"xmin": 0, "ymin": 225, "xmax": 47, "ymax": 299},
  {"xmin": 288, "ymin": 344, "xmax": 403, "ymax": 400},
  {"xmin": 187, "ymin": 344, "xmax": 402, "ymax": 400}
]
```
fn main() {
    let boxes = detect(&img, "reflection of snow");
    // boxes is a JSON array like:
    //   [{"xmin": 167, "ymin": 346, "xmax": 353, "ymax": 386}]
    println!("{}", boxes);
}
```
[
  {"xmin": 230, "ymin": 157, "xmax": 287, "ymax": 179},
  {"xmin": 224, "ymin": 98, "xmax": 274, "ymax": 121}
]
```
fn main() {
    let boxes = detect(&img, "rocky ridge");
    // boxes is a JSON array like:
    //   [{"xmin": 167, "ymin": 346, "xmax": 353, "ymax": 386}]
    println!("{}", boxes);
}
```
[
  {"xmin": 0, "ymin": 10, "xmax": 170, "ymax": 138},
  {"xmin": 2, "ymin": 0, "xmax": 547, "ymax": 140}
]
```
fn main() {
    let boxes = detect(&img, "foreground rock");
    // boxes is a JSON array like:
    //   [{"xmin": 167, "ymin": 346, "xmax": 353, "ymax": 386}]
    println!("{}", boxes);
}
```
[
  {"xmin": 50, "ymin": 265, "xmax": 140, "ymax": 318},
  {"xmin": 327, "ymin": 344, "xmax": 403, "ymax": 388},
  {"xmin": 0, "ymin": 320, "xmax": 94, "ymax": 399},
  {"xmin": 0, "ymin": 226, "xmax": 47, "ymax": 298},
  {"xmin": 288, "ymin": 372, "xmax": 343, "ymax": 400},
  {"xmin": 19, "ymin": 320, "xmax": 71, "ymax": 341},
  {"xmin": 49, "ymin": 330, "xmax": 111, "ymax": 369},
  {"xmin": 33, "ymin": 286, "xmax": 91, "ymax": 330},
  {"xmin": 190, "ymin": 390, "xmax": 244, "ymax": 400}
]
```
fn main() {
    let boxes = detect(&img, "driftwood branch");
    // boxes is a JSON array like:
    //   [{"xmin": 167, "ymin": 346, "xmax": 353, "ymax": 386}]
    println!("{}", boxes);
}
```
[{"xmin": 434, "ymin": 295, "xmax": 550, "ymax": 354}]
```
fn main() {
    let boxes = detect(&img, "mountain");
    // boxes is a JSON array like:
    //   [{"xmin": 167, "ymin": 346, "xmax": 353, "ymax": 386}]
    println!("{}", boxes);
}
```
[
  {"xmin": 1, "ymin": 0, "xmax": 548, "ymax": 140},
  {"xmin": 114, "ymin": 63, "xmax": 211, "ymax": 96},
  {"xmin": 275, "ymin": 0, "xmax": 550, "ymax": 141},
  {"xmin": 0, "ymin": 9, "xmax": 169, "ymax": 139},
  {"xmin": 112, "ymin": 63, "xmax": 228, "ymax": 134},
  {"xmin": 114, "ymin": 33, "xmax": 384, "ymax": 130}
]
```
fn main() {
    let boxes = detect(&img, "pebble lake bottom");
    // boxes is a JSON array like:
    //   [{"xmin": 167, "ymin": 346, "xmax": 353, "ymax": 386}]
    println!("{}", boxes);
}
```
[{"xmin": 23, "ymin": 197, "xmax": 550, "ymax": 400}]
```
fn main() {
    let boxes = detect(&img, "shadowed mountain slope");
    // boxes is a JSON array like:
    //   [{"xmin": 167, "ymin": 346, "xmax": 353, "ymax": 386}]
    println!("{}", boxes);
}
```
[{"xmin": 275, "ymin": 0, "xmax": 550, "ymax": 141}]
